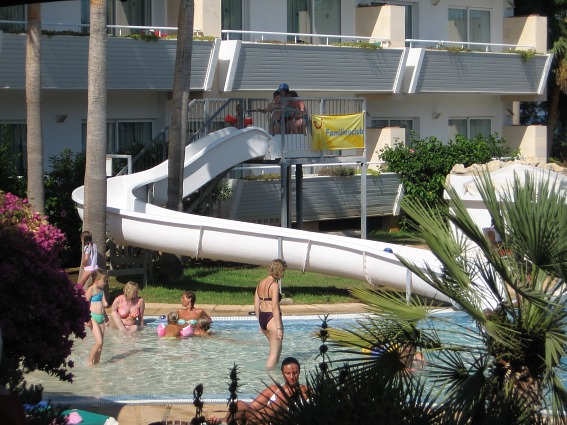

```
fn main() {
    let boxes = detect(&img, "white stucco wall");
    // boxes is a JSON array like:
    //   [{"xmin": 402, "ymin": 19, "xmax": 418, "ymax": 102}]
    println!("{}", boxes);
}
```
[
  {"xmin": 0, "ymin": 90, "xmax": 170, "ymax": 170},
  {"xmin": 366, "ymin": 93, "xmax": 504, "ymax": 143},
  {"xmin": 411, "ymin": 0, "xmax": 507, "ymax": 44}
]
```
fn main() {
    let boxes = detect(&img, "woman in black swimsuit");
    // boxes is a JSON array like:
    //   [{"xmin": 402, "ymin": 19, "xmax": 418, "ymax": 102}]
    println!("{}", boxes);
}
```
[{"xmin": 254, "ymin": 259, "xmax": 286, "ymax": 369}]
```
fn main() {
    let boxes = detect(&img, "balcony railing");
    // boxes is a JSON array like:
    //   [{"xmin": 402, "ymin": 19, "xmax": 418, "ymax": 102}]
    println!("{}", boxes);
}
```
[
  {"xmin": 119, "ymin": 97, "xmax": 365, "ymax": 175},
  {"xmin": 1, "ymin": 19, "xmax": 536, "ymax": 53},
  {"xmin": 221, "ymin": 29, "xmax": 389, "ymax": 46},
  {"xmin": 0, "ymin": 20, "xmax": 201, "ymax": 37},
  {"xmin": 406, "ymin": 38, "xmax": 535, "ymax": 53}
]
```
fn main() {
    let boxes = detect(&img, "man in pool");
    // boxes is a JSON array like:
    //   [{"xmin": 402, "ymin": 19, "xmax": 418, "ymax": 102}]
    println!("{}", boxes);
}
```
[{"xmin": 207, "ymin": 356, "xmax": 310, "ymax": 425}]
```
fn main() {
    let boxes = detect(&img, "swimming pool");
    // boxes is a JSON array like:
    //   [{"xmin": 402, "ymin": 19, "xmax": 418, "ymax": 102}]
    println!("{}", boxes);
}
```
[
  {"xmin": 29, "ymin": 311, "xmax": 567, "ymax": 406},
  {"xmin": 27, "ymin": 314, "xmax": 361, "ymax": 405}
]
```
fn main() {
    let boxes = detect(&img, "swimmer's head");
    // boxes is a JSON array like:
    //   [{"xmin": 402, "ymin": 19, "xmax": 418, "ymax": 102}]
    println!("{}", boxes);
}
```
[
  {"xmin": 198, "ymin": 316, "xmax": 211, "ymax": 332},
  {"xmin": 281, "ymin": 356, "xmax": 300, "ymax": 371},
  {"xmin": 123, "ymin": 281, "xmax": 139, "ymax": 299},
  {"xmin": 268, "ymin": 259, "xmax": 287, "ymax": 280},
  {"xmin": 182, "ymin": 291, "xmax": 196, "ymax": 307},
  {"xmin": 80, "ymin": 230, "xmax": 92, "ymax": 244},
  {"xmin": 168, "ymin": 312, "xmax": 179, "ymax": 324}
]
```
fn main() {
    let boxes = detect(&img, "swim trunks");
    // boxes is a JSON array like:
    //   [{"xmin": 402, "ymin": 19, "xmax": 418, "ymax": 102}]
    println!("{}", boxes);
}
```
[
  {"xmin": 259, "ymin": 311, "xmax": 274, "ymax": 331},
  {"xmin": 91, "ymin": 313, "xmax": 105, "ymax": 324}
]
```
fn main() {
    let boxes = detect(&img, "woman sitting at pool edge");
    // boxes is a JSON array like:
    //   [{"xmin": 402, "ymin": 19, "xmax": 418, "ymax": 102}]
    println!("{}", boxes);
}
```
[
  {"xmin": 177, "ymin": 291, "xmax": 212, "ymax": 333},
  {"xmin": 110, "ymin": 281, "xmax": 145, "ymax": 333}
]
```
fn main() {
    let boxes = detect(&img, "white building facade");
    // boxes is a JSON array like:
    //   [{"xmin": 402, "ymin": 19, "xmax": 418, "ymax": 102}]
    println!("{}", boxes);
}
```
[{"xmin": 0, "ymin": 0, "xmax": 551, "ymax": 171}]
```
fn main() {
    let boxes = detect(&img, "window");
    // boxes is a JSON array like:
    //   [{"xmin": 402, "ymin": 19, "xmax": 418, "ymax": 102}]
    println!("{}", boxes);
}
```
[
  {"xmin": 0, "ymin": 5, "xmax": 25, "ymax": 33},
  {"xmin": 82, "ymin": 0, "xmax": 152, "ymax": 36},
  {"xmin": 108, "ymin": 0, "xmax": 151, "ymax": 36},
  {"xmin": 288, "ymin": 0, "xmax": 341, "ymax": 42},
  {"xmin": 448, "ymin": 7, "xmax": 490, "ymax": 50},
  {"xmin": 370, "ymin": 118, "xmax": 414, "ymax": 144},
  {"xmin": 0, "ymin": 123, "xmax": 27, "ymax": 174},
  {"xmin": 82, "ymin": 121, "xmax": 153, "ymax": 154},
  {"xmin": 388, "ymin": 1, "xmax": 416, "ymax": 41},
  {"xmin": 448, "ymin": 118, "xmax": 491, "ymax": 140},
  {"xmin": 222, "ymin": 0, "xmax": 243, "ymax": 40}
]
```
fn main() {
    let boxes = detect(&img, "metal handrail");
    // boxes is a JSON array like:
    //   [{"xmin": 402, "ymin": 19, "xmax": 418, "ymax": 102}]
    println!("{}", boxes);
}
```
[
  {"xmin": 115, "ymin": 126, "xmax": 170, "ymax": 176},
  {"xmin": 0, "ymin": 20, "xmax": 196, "ymax": 36},
  {"xmin": 221, "ymin": 29, "xmax": 389, "ymax": 45},
  {"xmin": 1, "ymin": 19, "xmax": 537, "ymax": 52},
  {"xmin": 115, "ymin": 97, "xmax": 364, "ymax": 175},
  {"xmin": 115, "ymin": 99, "xmax": 236, "ymax": 175},
  {"xmin": 406, "ymin": 38, "xmax": 536, "ymax": 52}
]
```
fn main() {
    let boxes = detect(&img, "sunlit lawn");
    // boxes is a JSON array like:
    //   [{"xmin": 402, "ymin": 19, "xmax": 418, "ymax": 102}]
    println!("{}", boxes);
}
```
[{"xmin": 110, "ymin": 261, "xmax": 367, "ymax": 305}]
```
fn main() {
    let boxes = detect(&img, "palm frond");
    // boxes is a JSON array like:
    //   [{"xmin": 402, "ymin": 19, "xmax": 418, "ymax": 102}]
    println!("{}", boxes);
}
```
[{"xmin": 349, "ymin": 286, "xmax": 432, "ymax": 321}]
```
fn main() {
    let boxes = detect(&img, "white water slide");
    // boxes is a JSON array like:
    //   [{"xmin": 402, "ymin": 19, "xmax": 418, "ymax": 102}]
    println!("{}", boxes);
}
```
[{"xmin": 72, "ymin": 127, "xmax": 450, "ymax": 303}]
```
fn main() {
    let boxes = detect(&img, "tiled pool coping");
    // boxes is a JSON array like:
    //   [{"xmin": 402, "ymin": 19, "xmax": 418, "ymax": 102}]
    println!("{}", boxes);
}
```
[{"xmin": 148, "ymin": 313, "xmax": 367, "ymax": 322}]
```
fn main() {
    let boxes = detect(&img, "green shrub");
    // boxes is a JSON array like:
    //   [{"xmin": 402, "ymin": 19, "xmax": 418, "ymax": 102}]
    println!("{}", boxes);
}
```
[
  {"xmin": 0, "ymin": 139, "xmax": 26, "ymax": 197},
  {"xmin": 44, "ymin": 149, "xmax": 86, "ymax": 267},
  {"xmin": 126, "ymin": 32, "xmax": 160, "ymax": 42},
  {"xmin": 194, "ymin": 36, "xmax": 216, "ymax": 42},
  {"xmin": 317, "ymin": 166, "xmax": 356, "ymax": 177},
  {"xmin": 41, "ymin": 30, "xmax": 86, "ymax": 37},
  {"xmin": 379, "ymin": 132, "xmax": 513, "ymax": 228},
  {"xmin": 515, "ymin": 49, "xmax": 536, "ymax": 62},
  {"xmin": 330, "ymin": 41, "xmax": 382, "ymax": 49},
  {"xmin": 242, "ymin": 173, "xmax": 281, "ymax": 181},
  {"xmin": 356, "ymin": 168, "xmax": 381, "ymax": 176}
]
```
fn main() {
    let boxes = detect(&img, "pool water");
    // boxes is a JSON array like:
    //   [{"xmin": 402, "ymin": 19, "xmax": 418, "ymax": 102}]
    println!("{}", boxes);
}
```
[
  {"xmin": 28, "ymin": 315, "xmax": 358, "ymax": 404},
  {"xmin": 28, "ymin": 311, "xmax": 567, "ymax": 405}
]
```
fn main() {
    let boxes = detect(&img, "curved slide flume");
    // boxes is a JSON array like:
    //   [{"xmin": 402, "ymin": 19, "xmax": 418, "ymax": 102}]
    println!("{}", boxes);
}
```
[{"xmin": 73, "ymin": 127, "xmax": 450, "ymax": 303}]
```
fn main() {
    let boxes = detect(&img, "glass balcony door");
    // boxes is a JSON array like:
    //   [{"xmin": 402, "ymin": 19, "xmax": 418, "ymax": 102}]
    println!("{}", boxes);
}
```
[
  {"xmin": 448, "ymin": 7, "xmax": 490, "ymax": 50},
  {"xmin": 0, "ymin": 5, "xmax": 25, "ymax": 33},
  {"xmin": 288, "ymin": 0, "xmax": 340, "ymax": 43},
  {"xmin": 108, "ymin": 0, "xmax": 151, "ymax": 36},
  {"xmin": 222, "ymin": 0, "xmax": 243, "ymax": 40}
]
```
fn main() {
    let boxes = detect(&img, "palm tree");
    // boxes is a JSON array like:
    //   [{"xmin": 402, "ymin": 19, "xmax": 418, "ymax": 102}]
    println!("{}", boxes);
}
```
[
  {"xmin": 326, "ymin": 169, "xmax": 567, "ymax": 424},
  {"xmin": 515, "ymin": 0, "xmax": 567, "ymax": 158},
  {"xmin": 83, "ymin": 0, "xmax": 107, "ymax": 257},
  {"xmin": 25, "ymin": 3, "xmax": 44, "ymax": 214},
  {"xmin": 166, "ymin": 0, "xmax": 194, "ymax": 212}
]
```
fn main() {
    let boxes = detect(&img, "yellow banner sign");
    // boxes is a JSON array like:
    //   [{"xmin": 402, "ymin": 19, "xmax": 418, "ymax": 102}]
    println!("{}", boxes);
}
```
[{"xmin": 311, "ymin": 113, "xmax": 365, "ymax": 149}]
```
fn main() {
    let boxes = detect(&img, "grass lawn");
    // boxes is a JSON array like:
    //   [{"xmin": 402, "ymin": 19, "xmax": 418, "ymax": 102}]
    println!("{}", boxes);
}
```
[
  {"xmin": 72, "ymin": 230, "xmax": 424, "ymax": 305},
  {"xmin": 100, "ymin": 260, "xmax": 368, "ymax": 305}
]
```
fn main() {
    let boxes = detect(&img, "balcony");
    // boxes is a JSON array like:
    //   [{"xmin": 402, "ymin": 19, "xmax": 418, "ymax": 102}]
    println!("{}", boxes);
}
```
[
  {"xmin": 221, "ymin": 42, "xmax": 405, "ymax": 93},
  {"xmin": 0, "ymin": 20, "xmax": 552, "ymax": 96},
  {"xmin": 408, "ymin": 48, "xmax": 551, "ymax": 95},
  {"xmin": 0, "ymin": 32, "xmax": 217, "ymax": 91}
]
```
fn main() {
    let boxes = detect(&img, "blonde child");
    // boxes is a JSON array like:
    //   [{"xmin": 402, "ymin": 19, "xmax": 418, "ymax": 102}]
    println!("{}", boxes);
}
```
[
  {"xmin": 77, "ymin": 231, "xmax": 98, "ymax": 290},
  {"xmin": 193, "ymin": 316, "xmax": 213, "ymax": 336},
  {"xmin": 85, "ymin": 269, "xmax": 109, "ymax": 365},
  {"xmin": 157, "ymin": 312, "xmax": 183, "ymax": 338}
]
